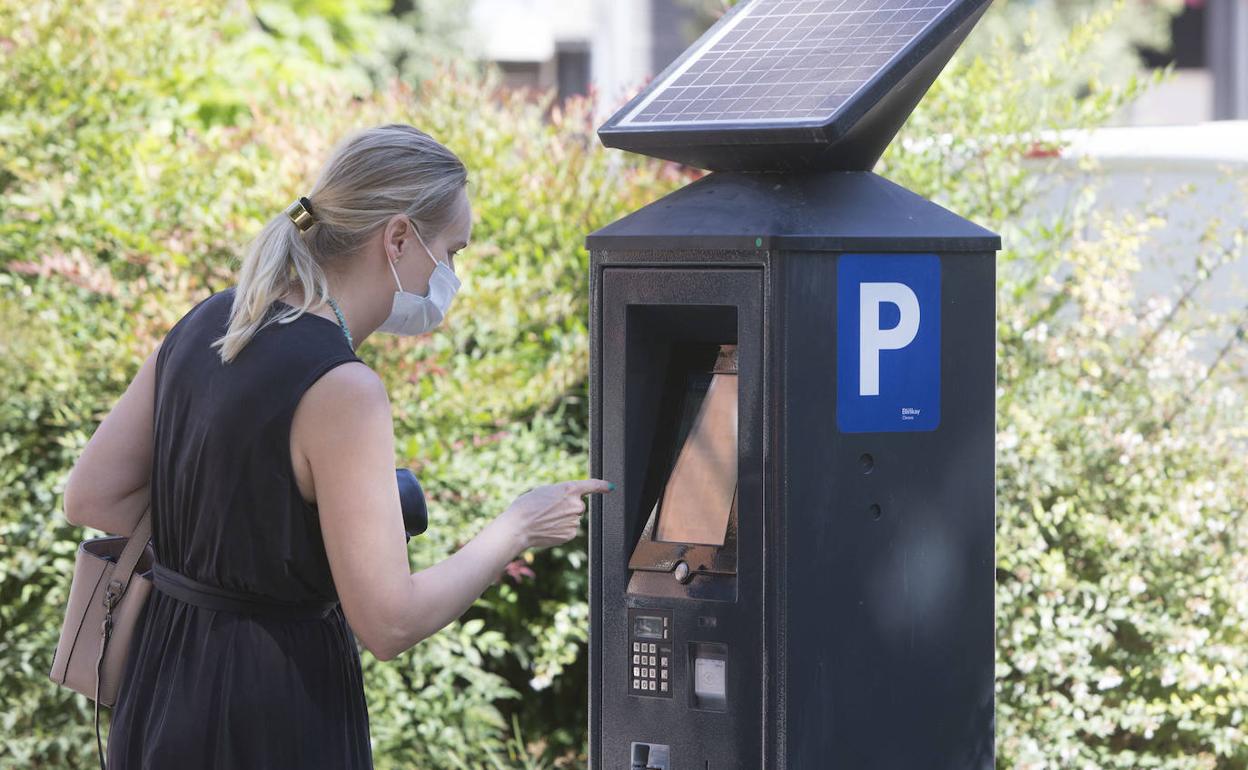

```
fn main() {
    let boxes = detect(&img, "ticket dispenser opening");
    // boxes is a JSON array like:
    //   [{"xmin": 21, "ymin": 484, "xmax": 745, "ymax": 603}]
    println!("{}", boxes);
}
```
[{"xmin": 627, "ymin": 340, "xmax": 738, "ymax": 601}]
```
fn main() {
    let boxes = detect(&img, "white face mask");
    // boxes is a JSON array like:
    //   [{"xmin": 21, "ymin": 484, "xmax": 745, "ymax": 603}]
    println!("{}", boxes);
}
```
[{"xmin": 376, "ymin": 222, "xmax": 461, "ymax": 336}]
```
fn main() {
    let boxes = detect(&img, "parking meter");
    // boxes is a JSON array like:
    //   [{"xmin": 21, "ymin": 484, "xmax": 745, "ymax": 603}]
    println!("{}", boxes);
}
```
[{"xmin": 586, "ymin": 0, "xmax": 998, "ymax": 767}]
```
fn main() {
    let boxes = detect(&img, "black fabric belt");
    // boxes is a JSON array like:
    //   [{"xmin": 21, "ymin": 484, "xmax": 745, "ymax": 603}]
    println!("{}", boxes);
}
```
[{"xmin": 151, "ymin": 562, "xmax": 339, "ymax": 620}]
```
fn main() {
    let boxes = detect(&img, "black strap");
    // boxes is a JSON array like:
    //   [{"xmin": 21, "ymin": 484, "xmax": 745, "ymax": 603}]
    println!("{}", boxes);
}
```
[{"xmin": 151, "ymin": 562, "xmax": 339, "ymax": 620}]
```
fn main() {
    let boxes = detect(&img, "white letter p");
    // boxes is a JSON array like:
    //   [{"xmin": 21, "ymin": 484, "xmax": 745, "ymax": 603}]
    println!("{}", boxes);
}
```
[{"xmin": 859, "ymin": 282, "xmax": 920, "ymax": 396}]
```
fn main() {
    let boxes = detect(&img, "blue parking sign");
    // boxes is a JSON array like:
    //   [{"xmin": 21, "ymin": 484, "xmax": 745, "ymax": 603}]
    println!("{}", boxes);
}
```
[{"xmin": 837, "ymin": 254, "xmax": 941, "ymax": 433}]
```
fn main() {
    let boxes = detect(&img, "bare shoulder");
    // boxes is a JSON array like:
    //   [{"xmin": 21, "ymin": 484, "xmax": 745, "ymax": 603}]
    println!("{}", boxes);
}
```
[
  {"xmin": 301, "ymin": 361, "xmax": 388, "ymax": 412},
  {"xmin": 291, "ymin": 362, "xmax": 393, "ymax": 480}
]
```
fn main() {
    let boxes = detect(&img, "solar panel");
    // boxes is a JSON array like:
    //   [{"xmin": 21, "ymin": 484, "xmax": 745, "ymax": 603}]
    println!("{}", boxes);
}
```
[
  {"xmin": 598, "ymin": 0, "xmax": 993, "ymax": 171},
  {"xmin": 618, "ymin": 0, "xmax": 958, "ymax": 127}
]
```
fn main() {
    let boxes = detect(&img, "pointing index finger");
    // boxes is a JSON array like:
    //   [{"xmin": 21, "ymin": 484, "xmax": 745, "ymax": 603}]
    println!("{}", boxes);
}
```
[{"xmin": 567, "ymin": 478, "xmax": 613, "ymax": 496}]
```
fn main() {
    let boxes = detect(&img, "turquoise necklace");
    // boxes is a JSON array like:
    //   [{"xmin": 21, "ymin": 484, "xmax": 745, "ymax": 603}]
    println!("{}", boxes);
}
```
[{"xmin": 324, "ymin": 295, "xmax": 354, "ymax": 350}]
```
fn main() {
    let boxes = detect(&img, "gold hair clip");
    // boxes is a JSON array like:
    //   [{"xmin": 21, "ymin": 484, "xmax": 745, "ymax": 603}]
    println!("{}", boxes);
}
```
[{"xmin": 285, "ymin": 196, "xmax": 317, "ymax": 231}]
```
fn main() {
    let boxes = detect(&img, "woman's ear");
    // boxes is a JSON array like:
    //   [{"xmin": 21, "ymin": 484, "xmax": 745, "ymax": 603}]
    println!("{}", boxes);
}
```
[{"xmin": 384, "ymin": 214, "xmax": 410, "ymax": 262}]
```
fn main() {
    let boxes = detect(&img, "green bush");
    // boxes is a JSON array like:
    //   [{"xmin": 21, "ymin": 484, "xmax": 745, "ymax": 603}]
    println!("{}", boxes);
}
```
[
  {"xmin": 884, "ymin": 6, "xmax": 1248, "ymax": 768},
  {"xmin": 0, "ymin": 1, "xmax": 682, "ymax": 767},
  {"xmin": 2, "ymin": 0, "xmax": 1245, "ymax": 768}
]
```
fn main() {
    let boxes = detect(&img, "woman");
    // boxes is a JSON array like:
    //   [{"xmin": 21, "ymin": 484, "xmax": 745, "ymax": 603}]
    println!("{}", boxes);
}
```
[{"xmin": 61, "ymin": 123, "xmax": 613, "ymax": 768}]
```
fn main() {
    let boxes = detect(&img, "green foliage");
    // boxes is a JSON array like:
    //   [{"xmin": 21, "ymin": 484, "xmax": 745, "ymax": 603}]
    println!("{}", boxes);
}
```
[
  {"xmin": 0, "ymin": 1, "xmax": 686, "ymax": 766},
  {"xmin": 970, "ymin": 0, "xmax": 1186, "ymax": 81},
  {"xmin": 2, "ymin": 0, "xmax": 1245, "ymax": 768},
  {"xmin": 234, "ymin": 0, "xmax": 473, "ymax": 104},
  {"xmin": 0, "ymin": 276, "xmax": 139, "ymax": 768},
  {"xmin": 885, "ymin": 6, "xmax": 1248, "ymax": 768}
]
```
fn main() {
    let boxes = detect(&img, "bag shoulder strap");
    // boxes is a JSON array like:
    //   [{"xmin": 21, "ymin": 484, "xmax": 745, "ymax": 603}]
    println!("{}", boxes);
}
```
[
  {"xmin": 107, "ymin": 504, "xmax": 152, "ymax": 600},
  {"xmin": 95, "ymin": 504, "xmax": 152, "ymax": 770}
]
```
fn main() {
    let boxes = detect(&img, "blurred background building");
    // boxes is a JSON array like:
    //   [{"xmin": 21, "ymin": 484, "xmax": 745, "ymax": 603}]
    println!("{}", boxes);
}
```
[
  {"xmin": 1128, "ymin": 0, "xmax": 1247, "ymax": 123},
  {"xmin": 465, "ymin": 0, "xmax": 706, "ymax": 115},
  {"xmin": 464, "ymin": 0, "xmax": 1247, "ymax": 125}
]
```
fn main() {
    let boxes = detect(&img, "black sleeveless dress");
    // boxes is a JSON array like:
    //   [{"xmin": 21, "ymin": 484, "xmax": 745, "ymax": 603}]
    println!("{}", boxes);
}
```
[{"xmin": 106, "ymin": 285, "xmax": 374, "ymax": 768}]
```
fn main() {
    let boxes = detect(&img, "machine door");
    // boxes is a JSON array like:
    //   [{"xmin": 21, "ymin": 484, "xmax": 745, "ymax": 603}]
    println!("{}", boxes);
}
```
[{"xmin": 592, "ymin": 267, "xmax": 765, "ymax": 770}]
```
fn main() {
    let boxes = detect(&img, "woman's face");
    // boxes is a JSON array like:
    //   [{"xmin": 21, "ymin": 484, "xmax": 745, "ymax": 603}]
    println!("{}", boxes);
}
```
[{"xmin": 386, "ymin": 189, "xmax": 473, "ymax": 297}]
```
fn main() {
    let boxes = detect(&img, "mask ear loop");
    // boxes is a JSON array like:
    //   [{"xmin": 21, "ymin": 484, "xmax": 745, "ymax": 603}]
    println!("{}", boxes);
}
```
[
  {"xmin": 386, "ymin": 252, "xmax": 405, "ymax": 293},
  {"xmin": 385, "ymin": 217, "xmax": 427, "ymax": 294},
  {"xmin": 394, "ymin": 218, "xmax": 453, "ymax": 298},
  {"xmin": 409, "ymin": 218, "xmax": 441, "ymax": 272}
]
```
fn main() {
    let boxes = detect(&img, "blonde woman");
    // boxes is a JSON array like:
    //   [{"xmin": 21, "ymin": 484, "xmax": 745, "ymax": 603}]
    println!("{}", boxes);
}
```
[{"xmin": 62, "ymin": 123, "xmax": 613, "ymax": 768}]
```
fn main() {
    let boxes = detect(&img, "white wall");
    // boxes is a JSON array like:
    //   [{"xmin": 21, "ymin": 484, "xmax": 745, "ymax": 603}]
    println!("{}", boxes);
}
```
[
  {"xmin": 590, "ymin": 0, "xmax": 653, "ymax": 122},
  {"xmin": 1028, "ymin": 121, "xmax": 1248, "ymax": 360}
]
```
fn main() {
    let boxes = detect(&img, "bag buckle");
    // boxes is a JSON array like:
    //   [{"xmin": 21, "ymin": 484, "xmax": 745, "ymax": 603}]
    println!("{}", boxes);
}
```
[{"xmin": 103, "ymin": 577, "xmax": 124, "ymax": 609}]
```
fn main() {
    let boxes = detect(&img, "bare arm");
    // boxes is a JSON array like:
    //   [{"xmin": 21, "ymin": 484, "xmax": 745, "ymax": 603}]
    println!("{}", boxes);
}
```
[
  {"xmin": 296, "ymin": 362, "xmax": 534, "ymax": 661},
  {"xmin": 63, "ymin": 343, "xmax": 160, "ymax": 535}
]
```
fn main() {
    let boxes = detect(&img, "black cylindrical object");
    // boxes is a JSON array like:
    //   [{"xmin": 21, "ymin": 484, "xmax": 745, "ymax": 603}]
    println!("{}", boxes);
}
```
[{"xmin": 396, "ymin": 468, "xmax": 428, "ymax": 539}]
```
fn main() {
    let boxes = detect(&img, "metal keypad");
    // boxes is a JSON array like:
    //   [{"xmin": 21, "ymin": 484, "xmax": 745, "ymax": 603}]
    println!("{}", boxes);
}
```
[{"xmin": 627, "ymin": 608, "xmax": 673, "ymax": 697}]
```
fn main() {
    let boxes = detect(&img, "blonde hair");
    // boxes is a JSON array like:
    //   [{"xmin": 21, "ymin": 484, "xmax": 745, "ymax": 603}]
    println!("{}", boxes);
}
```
[{"xmin": 211, "ymin": 123, "xmax": 468, "ymax": 364}]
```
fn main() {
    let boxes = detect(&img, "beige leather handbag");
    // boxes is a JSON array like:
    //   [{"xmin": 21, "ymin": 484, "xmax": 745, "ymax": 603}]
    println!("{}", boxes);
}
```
[{"xmin": 49, "ymin": 504, "xmax": 154, "ymax": 768}]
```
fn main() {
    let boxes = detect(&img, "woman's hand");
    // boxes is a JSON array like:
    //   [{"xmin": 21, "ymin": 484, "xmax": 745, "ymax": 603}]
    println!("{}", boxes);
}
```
[{"xmin": 502, "ymin": 479, "xmax": 614, "ymax": 550}]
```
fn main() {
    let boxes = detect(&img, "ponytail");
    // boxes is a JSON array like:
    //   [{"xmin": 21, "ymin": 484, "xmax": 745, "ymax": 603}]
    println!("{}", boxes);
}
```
[{"xmin": 210, "ymin": 212, "xmax": 331, "ymax": 364}]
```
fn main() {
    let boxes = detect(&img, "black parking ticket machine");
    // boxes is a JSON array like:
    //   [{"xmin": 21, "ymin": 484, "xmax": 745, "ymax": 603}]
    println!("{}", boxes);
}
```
[{"xmin": 587, "ymin": 0, "xmax": 999, "ymax": 767}]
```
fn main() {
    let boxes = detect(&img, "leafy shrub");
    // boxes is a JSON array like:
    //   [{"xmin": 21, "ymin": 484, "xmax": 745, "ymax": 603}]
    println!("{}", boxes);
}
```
[
  {"xmin": 885, "ymin": 6, "xmax": 1248, "ymax": 768},
  {"xmin": 0, "ymin": 1, "xmax": 686, "ymax": 767},
  {"xmin": 2, "ymin": 0, "xmax": 1244, "ymax": 768}
]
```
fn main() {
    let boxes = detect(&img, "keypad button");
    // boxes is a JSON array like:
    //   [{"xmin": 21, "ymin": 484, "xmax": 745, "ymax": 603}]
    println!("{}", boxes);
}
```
[
  {"xmin": 633, "ymin": 679, "xmax": 639, "ymax": 688},
  {"xmin": 633, "ymin": 654, "xmax": 639, "ymax": 664},
  {"xmin": 661, "ymin": 656, "xmax": 668, "ymax": 666},
  {"xmin": 633, "ymin": 642, "xmax": 640, "ymax": 652},
  {"xmin": 649, "ymin": 643, "xmax": 656, "ymax": 653},
  {"xmin": 660, "ymin": 681, "xmax": 668, "ymax": 692}
]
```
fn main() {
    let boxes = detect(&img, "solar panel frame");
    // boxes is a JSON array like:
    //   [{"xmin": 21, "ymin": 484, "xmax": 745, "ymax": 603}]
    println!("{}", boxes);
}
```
[{"xmin": 598, "ymin": 0, "xmax": 993, "ymax": 159}]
